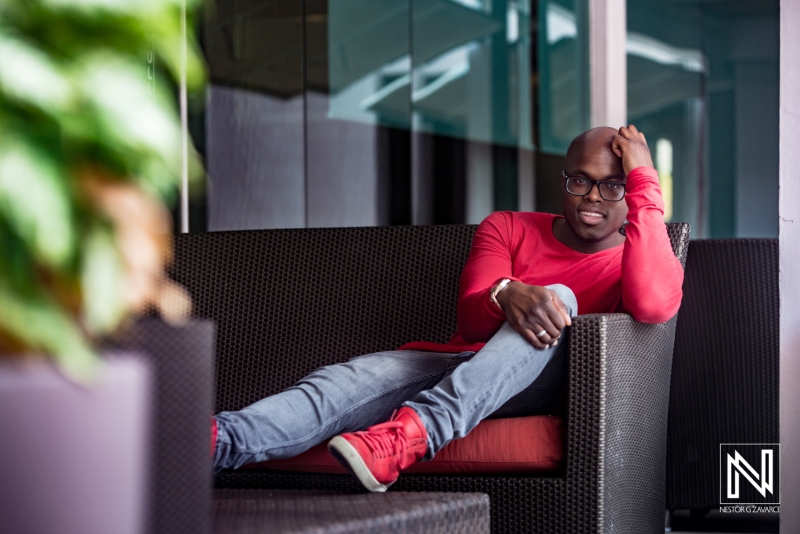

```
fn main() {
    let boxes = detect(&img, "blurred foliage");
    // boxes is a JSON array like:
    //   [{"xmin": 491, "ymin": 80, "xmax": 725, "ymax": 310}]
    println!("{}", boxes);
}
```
[{"xmin": 0, "ymin": 0, "xmax": 205, "ymax": 382}]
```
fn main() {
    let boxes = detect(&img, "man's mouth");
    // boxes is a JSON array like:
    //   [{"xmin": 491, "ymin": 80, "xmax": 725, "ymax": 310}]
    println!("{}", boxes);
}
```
[{"xmin": 578, "ymin": 210, "xmax": 604, "ymax": 226}]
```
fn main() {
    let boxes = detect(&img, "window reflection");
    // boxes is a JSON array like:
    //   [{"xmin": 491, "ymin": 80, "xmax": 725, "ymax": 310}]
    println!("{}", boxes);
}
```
[
  {"xmin": 203, "ymin": 0, "xmax": 306, "ymax": 231},
  {"xmin": 194, "ymin": 0, "xmax": 591, "ymax": 231},
  {"xmin": 627, "ymin": 0, "xmax": 778, "ymax": 239}
]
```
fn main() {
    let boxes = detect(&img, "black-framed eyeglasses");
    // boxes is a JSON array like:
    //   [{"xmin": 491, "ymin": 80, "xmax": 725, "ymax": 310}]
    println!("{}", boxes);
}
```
[{"xmin": 562, "ymin": 171, "xmax": 626, "ymax": 202}]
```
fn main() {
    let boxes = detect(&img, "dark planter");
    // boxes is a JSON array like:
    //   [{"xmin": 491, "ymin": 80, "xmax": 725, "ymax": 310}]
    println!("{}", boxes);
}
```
[
  {"xmin": 0, "ymin": 354, "xmax": 151, "ymax": 534},
  {"xmin": 119, "ymin": 317, "xmax": 215, "ymax": 534}
]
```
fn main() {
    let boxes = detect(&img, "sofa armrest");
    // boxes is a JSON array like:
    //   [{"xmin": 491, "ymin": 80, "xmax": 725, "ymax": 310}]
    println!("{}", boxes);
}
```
[{"xmin": 567, "ymin": 312, "xmax": 677, "ymax": 534}]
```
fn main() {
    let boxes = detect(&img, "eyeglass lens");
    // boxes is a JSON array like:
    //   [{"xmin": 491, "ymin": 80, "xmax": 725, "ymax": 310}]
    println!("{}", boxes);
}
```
[{"xmin": 566, "ymin": 177, "xmax": 625, "ymax": 201}]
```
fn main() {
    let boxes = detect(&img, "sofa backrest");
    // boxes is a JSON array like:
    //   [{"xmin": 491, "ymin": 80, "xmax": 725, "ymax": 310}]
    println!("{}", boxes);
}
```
[
  {"xmin": 172, "ymin": 222, "xmax": 690, "ymax": 413},
  {"xmin": 172, "ymin": 225, "xmax": 475, "ymax": 412}
]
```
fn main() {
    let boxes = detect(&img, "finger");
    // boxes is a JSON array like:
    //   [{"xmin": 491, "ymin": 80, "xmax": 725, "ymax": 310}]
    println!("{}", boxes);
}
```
[
  {"xmin": 529, "ymin": 324, "xmax": 554, "ymax": 348},
  {"xmin": 531, "ymin": 309, "xmax": 561, "ymax": 341},
  {"xmin": 543, "ymin": 300, "xmax": 567, "ymax": 332},
  {"xmin": 639, "ymin": 131, "xmax": 647, "ymax": 145},
  {"xmin": 551, "ymin": 294, "xmax": 572, "ymax": 326},
  {"xmin": 530, "ymin": 320, "xmax": 561, "ymax": 348},
  {"xmin": 520, "ymin": 313, "xmax": 554, "ymax": 345},
  {"xmin": 628, "ymin": 124, "xmax": 639, "ymax": 136},
  {"xmin": 611, "ymin": 137, "xmax": 624, "ymax": 158},
  {"xmin": 619, "ymin": 128, "xmax": 639, "ymax": 141},
  {"xmin": 513, "ymin": 318, "xmax": 547, "ymax": 349},
  {"xmin": 612, "ymin": 135, "xmax": 627, "ymax": 157},
  {"xmin": 519, "ymin": 323, "xmax": 548, "ymax": 349}
]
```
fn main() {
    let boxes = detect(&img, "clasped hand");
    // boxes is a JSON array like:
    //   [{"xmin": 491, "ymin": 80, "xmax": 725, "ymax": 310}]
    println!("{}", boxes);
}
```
[{"xmin": 495, "ymin": 282, "xmax": 572, "ymax": 350}]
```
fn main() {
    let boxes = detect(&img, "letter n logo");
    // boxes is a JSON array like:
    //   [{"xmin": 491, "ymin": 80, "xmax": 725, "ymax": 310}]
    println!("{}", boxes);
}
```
[
  {"xmin": 727, "ymin": 449, "xmax": 772, "ymax": 498},
  {"xmin": 720, "ymin": 444, "xmax": 780, "ymax": 505}
]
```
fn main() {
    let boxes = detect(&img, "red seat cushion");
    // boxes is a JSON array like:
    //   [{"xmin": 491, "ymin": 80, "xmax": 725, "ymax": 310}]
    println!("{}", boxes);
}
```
[{"xmin": 249, "ymin": 415, "xmax": 564, "ymax": 475}]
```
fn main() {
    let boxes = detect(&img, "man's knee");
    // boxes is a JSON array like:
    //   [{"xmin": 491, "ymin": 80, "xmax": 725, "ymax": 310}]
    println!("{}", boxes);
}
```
[{"xmin": 546, "ymin": 284, "xmax": 578, "ymax": 316}]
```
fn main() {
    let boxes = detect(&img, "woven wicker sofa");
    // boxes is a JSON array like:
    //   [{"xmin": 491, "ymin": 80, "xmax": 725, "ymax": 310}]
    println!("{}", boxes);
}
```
[
  {"xmin": 171, "ymin": 222, "xmax": 690, "ymax": 534},
  {"xmin": 666, "ymin": 239, "xmax": 778, "ymax": 517}
]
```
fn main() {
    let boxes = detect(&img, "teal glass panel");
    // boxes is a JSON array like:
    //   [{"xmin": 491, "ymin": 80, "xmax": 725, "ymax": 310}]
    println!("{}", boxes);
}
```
[
  {"xmin": 327, "ymin": 0, "xmax": 411, "ymax": 130},
  {"xmin": 308, "ymin": 0, "xmax": 412, "ymax": 227},
  {"xmin": 627, "ymin": 0, "xmax": 703, "ymax": 232},
  {"xmin": 197, "ymin": 0, "xmax": 594, "ymax": 230},
  {"xmin": 410, "ymin": 0, "xmax": 533, "ymax": 150},
  {"xmin": 537, "ymin": 0, "xmax": 589, "ymax": 155},
  {"xmin": 627, "ymin": 0, "xmax": 778, "ymax": 238},
  {"xmin": 327, "ymin": 0, "xmax": 538, "ymax": 149}
]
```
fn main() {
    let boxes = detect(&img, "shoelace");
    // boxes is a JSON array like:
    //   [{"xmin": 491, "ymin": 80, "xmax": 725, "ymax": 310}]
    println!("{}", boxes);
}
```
[{"xmin": 354, "ymin": 418, "xmax": 410, "ymax": 458}]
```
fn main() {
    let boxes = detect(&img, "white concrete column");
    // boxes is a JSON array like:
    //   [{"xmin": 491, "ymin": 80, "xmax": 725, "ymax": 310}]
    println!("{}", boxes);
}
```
[
  {"xmin": 780, "ymin": 0, "xmax": 800, "ymax": 530},
  {"xmin": 589, "ymin": 0, "xmax": 627, "ymax": 128}
]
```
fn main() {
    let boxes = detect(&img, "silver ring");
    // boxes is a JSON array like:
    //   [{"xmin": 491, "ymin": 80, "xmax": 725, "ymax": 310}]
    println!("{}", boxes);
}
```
[{"xmin": 535, "ymin": 329, "xmax": 547, "ymax": 338}]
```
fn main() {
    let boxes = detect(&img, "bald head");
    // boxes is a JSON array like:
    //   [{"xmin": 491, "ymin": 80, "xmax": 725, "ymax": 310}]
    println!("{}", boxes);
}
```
[
  {"xmin": 565, "ymin": 127, "xmax": 620, "ymax": 170},
  {"xmin": 555, "ymin": 126, "xmax": 629, "ymax": 251}
]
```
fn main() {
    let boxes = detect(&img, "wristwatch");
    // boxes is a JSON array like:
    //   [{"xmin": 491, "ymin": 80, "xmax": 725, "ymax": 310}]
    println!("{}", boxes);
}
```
[{"xmin": 490, "ymin": 278, "xmax": 512, "ymax": 310}]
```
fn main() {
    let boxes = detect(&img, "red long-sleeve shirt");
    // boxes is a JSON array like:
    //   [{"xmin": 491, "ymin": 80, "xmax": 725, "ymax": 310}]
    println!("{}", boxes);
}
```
[{"xmin": 398, "ymin": 166, "xmax": 684, "ymax": 353}]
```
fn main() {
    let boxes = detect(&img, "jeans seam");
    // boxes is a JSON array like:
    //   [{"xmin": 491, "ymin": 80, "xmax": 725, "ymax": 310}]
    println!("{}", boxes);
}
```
[{"xmin": 234, "ymin": 368, "xmax": 449, "ymax": 455}]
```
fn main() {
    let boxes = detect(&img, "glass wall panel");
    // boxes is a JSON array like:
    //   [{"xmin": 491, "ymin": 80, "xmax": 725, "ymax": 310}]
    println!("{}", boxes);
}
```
[
  {"xmin": 203, "ymin": 0, "xmax": 306, "ymax": 231},
  {"xmin": 410, "ymin": 0, "xmax": 532, "ymax": 148},
  {"xmin": 194, "ymin": 0, "xmax": 591, "ymax": 231},
  {"xmin": 534, "ymin": 0, "xmax": 589, "ymax": 216},
  {"xmin": 325, "ymin": 0, "xmax": 411, "ymax": 131},
  {"xmin": 410, "ymin": 0, "xmax": 541, "ymax": 225},
  {"xmin": 537, "ymin": 0, "xmax": 589, "ymax": 154},
  {"xmin": 306, "ymin": 0, "xmax": 412, "ymax": 227},
  {"xmin": 627, "ymin": 0, "xmax": 778, "ymax": 238}
]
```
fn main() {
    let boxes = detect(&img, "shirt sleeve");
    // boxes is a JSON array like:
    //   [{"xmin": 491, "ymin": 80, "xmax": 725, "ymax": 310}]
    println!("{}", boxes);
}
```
[
  {"xmin": 456, "ymin": 212, "xmax": 524, "ymax": 343},
  {"xmin": 621, "ymin": 166, "xmax": 685, "ymax": 323}
]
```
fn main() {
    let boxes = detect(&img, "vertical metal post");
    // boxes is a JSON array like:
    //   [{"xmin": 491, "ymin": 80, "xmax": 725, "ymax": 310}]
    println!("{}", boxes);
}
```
[
  {"xmin": 180, "ymin": 0, "xmax": 189, "ymax": 233},
  {"xmin": 589, "ymin": 0, "xmax": 627, "ymax": 128},
  {"xmin": 780, "ymin": 0, "xmax": 800, "ymax": 530}
]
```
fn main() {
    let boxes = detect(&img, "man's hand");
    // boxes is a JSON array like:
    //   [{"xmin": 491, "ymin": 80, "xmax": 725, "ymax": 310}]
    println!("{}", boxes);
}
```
[
  {"xmin": 496, "ymin": 282, "xmax": 572, "ymax": 350},
  {"xmin": 611, "ymin": 124, "xmax": 654, "ymax": 175}
]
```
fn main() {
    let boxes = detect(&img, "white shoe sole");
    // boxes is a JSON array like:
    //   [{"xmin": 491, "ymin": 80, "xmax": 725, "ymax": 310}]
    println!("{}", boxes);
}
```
[{"xmin": 328, "ymin": 436, "xmax": 389, "ymax": 493}]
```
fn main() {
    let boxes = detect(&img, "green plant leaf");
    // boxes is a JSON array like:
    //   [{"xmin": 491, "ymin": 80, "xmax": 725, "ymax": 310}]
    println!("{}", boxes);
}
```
[
  {"xmin": 0, "ymin": 29, "xmax": 73, "ymax": 109},
  {"xmin": 0, "ymin": 283, "xmax": 99, "ymax": 383},
  {"xmin": 39, "ymin": 0, "xmax": 199, "ymax": 15},
  {"xmin": 0, "ymin": 0, "xmax": 206, "ymax": 380},
  {"xmin": 0, "ymin": 139, "xmax": 75, "ymax": 268},
  {"xmin": 76, "ymin": 53, "xmax": 182, "ymax": 173},
  {"xmin": 81, "ymin": 224, "xmax": 126, "ymax": 335}
]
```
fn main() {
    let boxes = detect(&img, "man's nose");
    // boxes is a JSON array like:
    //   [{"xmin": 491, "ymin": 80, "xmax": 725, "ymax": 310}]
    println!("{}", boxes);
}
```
[{"xmin": 586, "ymin": 182, "xmax": 603, "ymax": 201}]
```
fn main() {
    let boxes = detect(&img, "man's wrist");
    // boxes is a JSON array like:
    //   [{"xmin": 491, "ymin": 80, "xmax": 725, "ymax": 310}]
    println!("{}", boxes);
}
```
[{"xmin": 490, "ymin": 278, "xmax": 512, "ymax": 310}]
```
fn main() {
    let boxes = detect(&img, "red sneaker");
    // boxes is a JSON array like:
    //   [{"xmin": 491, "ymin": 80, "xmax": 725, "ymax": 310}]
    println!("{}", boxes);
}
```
[
  {"xmin": 328, "ymin": 407, "xmax": 428, "ymax": 492},
  {"xmin": 210, "ymin": 416, "xmax": 218, "ymax": 459}
]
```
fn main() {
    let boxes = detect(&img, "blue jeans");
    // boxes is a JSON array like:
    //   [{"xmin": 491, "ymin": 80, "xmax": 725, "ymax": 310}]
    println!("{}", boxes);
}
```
[{"xmin": 213, "ymin": 284, "xmax": 577, "ymax": 470}]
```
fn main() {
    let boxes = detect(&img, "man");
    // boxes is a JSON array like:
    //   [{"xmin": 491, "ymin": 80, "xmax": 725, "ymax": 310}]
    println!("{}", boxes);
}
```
[{"xmin": 212, "ymin": 125, "xmax": 684, "ymax": 493}]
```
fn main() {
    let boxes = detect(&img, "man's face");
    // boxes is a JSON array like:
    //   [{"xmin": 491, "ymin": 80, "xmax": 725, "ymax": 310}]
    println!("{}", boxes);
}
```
[{"xmin": 561, "ymin": 133, "xmax": 629, "ymax": 244}]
